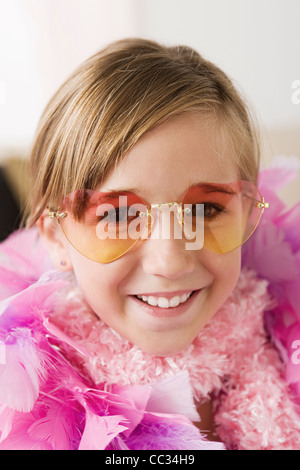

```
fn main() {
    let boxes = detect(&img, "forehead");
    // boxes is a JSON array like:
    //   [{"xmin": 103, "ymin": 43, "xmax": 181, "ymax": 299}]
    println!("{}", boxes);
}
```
[{"xmin": 99, "ymin": 113, "xmax": 239, "ymax": 201}]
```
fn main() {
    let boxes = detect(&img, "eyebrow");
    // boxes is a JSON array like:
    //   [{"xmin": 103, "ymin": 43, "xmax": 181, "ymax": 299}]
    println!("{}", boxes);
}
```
[
  {"xmin": 190, "ymin": 183, "xmax": 238, "ymax": 195},
  {"xmin": 96, "ymin": 188, "xmax": 141, "ymax": 200},
  {"xmin": 92, "ymin": 182, "xmax": 237, "ymax": 205},
  {"xmin": 88, "ymin": 189, "xmax": 142, "ymax": 207}
]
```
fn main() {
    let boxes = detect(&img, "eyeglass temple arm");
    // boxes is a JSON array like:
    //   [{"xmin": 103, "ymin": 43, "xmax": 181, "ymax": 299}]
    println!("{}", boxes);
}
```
[
  {"xmin": 244, "ymin": 194, "xmax": 270, "ymax": 210},
  {"xmin": 48, "ymin": 210, "xmax": 67, "ymax": 220},
  {"xmin": 149, "ymin": 198, "xmax": 270, "ymax": 212}
]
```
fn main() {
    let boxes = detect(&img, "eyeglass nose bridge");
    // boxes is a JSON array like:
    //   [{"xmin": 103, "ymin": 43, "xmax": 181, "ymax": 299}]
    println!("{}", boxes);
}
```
[
  {"xmin": 138, "ymin": 201, "xmax": 204, "ymax": 250},
  {"xmin": 140, "ymin": 201, "xmax": 191, "ymax": 226}
]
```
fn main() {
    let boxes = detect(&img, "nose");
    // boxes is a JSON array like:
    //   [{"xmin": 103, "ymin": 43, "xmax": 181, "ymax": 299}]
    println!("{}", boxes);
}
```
[
  {"xmin": 141, "ymin": 236, "xmax": 196, "ymax": 279},
  {"xmin": 138, "ymin": 203, "xmax": 197, "ymax": 278}
]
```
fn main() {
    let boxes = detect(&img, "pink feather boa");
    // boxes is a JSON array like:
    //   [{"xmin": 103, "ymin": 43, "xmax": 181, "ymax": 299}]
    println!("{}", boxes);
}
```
[
  {"xmin": 0, "ymin": 157, "xmax": 300, "ymax": 450},
  {"xmin": 0, "ymin": 268, "xmax": 224, "ymax": 450}
]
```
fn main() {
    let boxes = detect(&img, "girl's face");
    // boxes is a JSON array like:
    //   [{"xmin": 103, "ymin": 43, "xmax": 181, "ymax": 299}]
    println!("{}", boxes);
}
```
[{"xmin": 45, "ymin": 113, "xmax": 242, "ymax": 355}]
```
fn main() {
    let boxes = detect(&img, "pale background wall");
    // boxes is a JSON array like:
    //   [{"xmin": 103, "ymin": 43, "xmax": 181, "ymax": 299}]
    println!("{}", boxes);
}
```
[{"xmin": 0, "ymin": 0, "xmax": 299, "ymax": 205}]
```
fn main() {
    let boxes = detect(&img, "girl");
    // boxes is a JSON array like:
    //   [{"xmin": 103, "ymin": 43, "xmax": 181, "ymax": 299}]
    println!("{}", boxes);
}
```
[{"xmin": 0, "ymin": 38, "xmax": 300, "ymax": 450}]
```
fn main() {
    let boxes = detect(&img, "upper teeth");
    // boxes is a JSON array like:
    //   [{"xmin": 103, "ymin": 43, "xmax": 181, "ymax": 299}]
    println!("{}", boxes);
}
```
[{"xmin": 136, "ymin": 292, "xmax": 193, "ymax": 308}]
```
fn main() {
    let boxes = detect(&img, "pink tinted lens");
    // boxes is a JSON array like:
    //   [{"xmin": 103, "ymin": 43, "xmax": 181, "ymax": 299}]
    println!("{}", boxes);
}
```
[
  {"xmin": 182, "ymin": 181, "xmax": 264, "ymax": 253},
  {"xmin": 58, "ymin": 189, "xmax": 149, "ymax": 263}
]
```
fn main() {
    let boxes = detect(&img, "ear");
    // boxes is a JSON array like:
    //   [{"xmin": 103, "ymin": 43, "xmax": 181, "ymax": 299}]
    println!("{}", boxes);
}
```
[{"xmin": 36, "ymin": 209, "xmax": 73, "ymax": 271}]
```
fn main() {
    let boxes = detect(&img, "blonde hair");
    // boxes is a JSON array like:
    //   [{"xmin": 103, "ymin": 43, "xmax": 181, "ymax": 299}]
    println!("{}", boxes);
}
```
[{"xmin": 22, "ymin": 37, "xmax": 260, "ymax": 229}]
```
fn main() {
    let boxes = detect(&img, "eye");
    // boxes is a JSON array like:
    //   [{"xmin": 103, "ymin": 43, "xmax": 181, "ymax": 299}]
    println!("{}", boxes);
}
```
[
  {"xmin": 97, "ymin": 207, "xmax": 123, "ymax": 223},
  {"xmin": 184, "ymin": 202, "xmax": 226, "ymax": 222},
  {"xmin": 97, "ymin": 206, "xmax": 143, "ymax": 224},
  {"xmin": 114, "ymin": 207, "xmax": 128, "ymax": 223},
  {"xmin": 203, "ymin": 203, "xmax": 226, "ymax": 221}
]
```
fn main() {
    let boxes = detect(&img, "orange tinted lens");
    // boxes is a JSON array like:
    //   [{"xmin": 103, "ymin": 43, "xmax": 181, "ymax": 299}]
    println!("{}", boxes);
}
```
[
  {"xmin": 182, "ymin": 181, "xmax": 264, "ymax": 254},
  {"xmin": 58, "ymin": 189, "xmax": 149, "ymax": 263}
]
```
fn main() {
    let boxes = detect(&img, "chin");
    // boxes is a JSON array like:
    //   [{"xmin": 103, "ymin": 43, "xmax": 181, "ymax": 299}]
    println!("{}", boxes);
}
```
[{"xmin": 133, "ymin": 332, "xmax": 195, "ymax": 357}]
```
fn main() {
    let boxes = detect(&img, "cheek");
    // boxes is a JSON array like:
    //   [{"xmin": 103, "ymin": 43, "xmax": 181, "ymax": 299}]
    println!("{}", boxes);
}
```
[
  {"xmin": 204, "ymin": 248, "xmax": 241, "ymax": 309},
  {"xmin": 68, "ymin": 245, "xmax": 130, "ymax": 315}
]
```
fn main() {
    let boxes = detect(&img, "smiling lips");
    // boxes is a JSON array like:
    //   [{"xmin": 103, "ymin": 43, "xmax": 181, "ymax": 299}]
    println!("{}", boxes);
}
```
[{"xmin": 135, "ymin": 291, "xmax": 195, "ymax": 308}]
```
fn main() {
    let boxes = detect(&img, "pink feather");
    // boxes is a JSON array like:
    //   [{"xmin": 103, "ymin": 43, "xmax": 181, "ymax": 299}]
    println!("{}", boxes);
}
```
[
  {"xmin": 0, "ymin": 266, "xmax": 31, "ymax": 301},
  {"xmin": 0, "ymin": 329, "xmax": 46, "ymax": 412},
  {"xmin": 0, "ymin": 412, "xmax": 50, "ymax": 450},
  {"xmin": 125, "ymin": 410, "xmax": 225, "ymax": 450},
  {"xmin": 0, "ymin": 228, "xmax": 54, "ymax": 301},
  {"xmin": 0, "ymin": 405, "xmax": 16, "ymax": 443},
  {"xmin": 78, "ymin": 409, "xmax": 128, "ymax": 450},
  {"xmin": 0, "ymin": 227, "xmax": 54, "ymax": 279},
  {"xmin": 27, "ymin": 400, "xmax": 78, "ymax": 450},
  {"xmin": 0, "ymin": 270, "xmax": 68, "ymax": 325},
  {"xmin": 276, "ymin": 202, "xmax": 300, "ymax": 252},
  {"xmin": 102, "ymin": 385, "xmax": 152, "ymax": 438},
  {"xmin": 43, "ymin": 317, "xmax": 92, "ymax": 358},
  {"xmin": 243, "ymin": 222, "xmax": 298, "ymax": 284},
  {"xmin": 258, "ymin": 155, "xmax": 300, "ymax": 192},
  {"xmin": 145, "ymin": 371, "xmax": 200, "ymax": 422}
]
